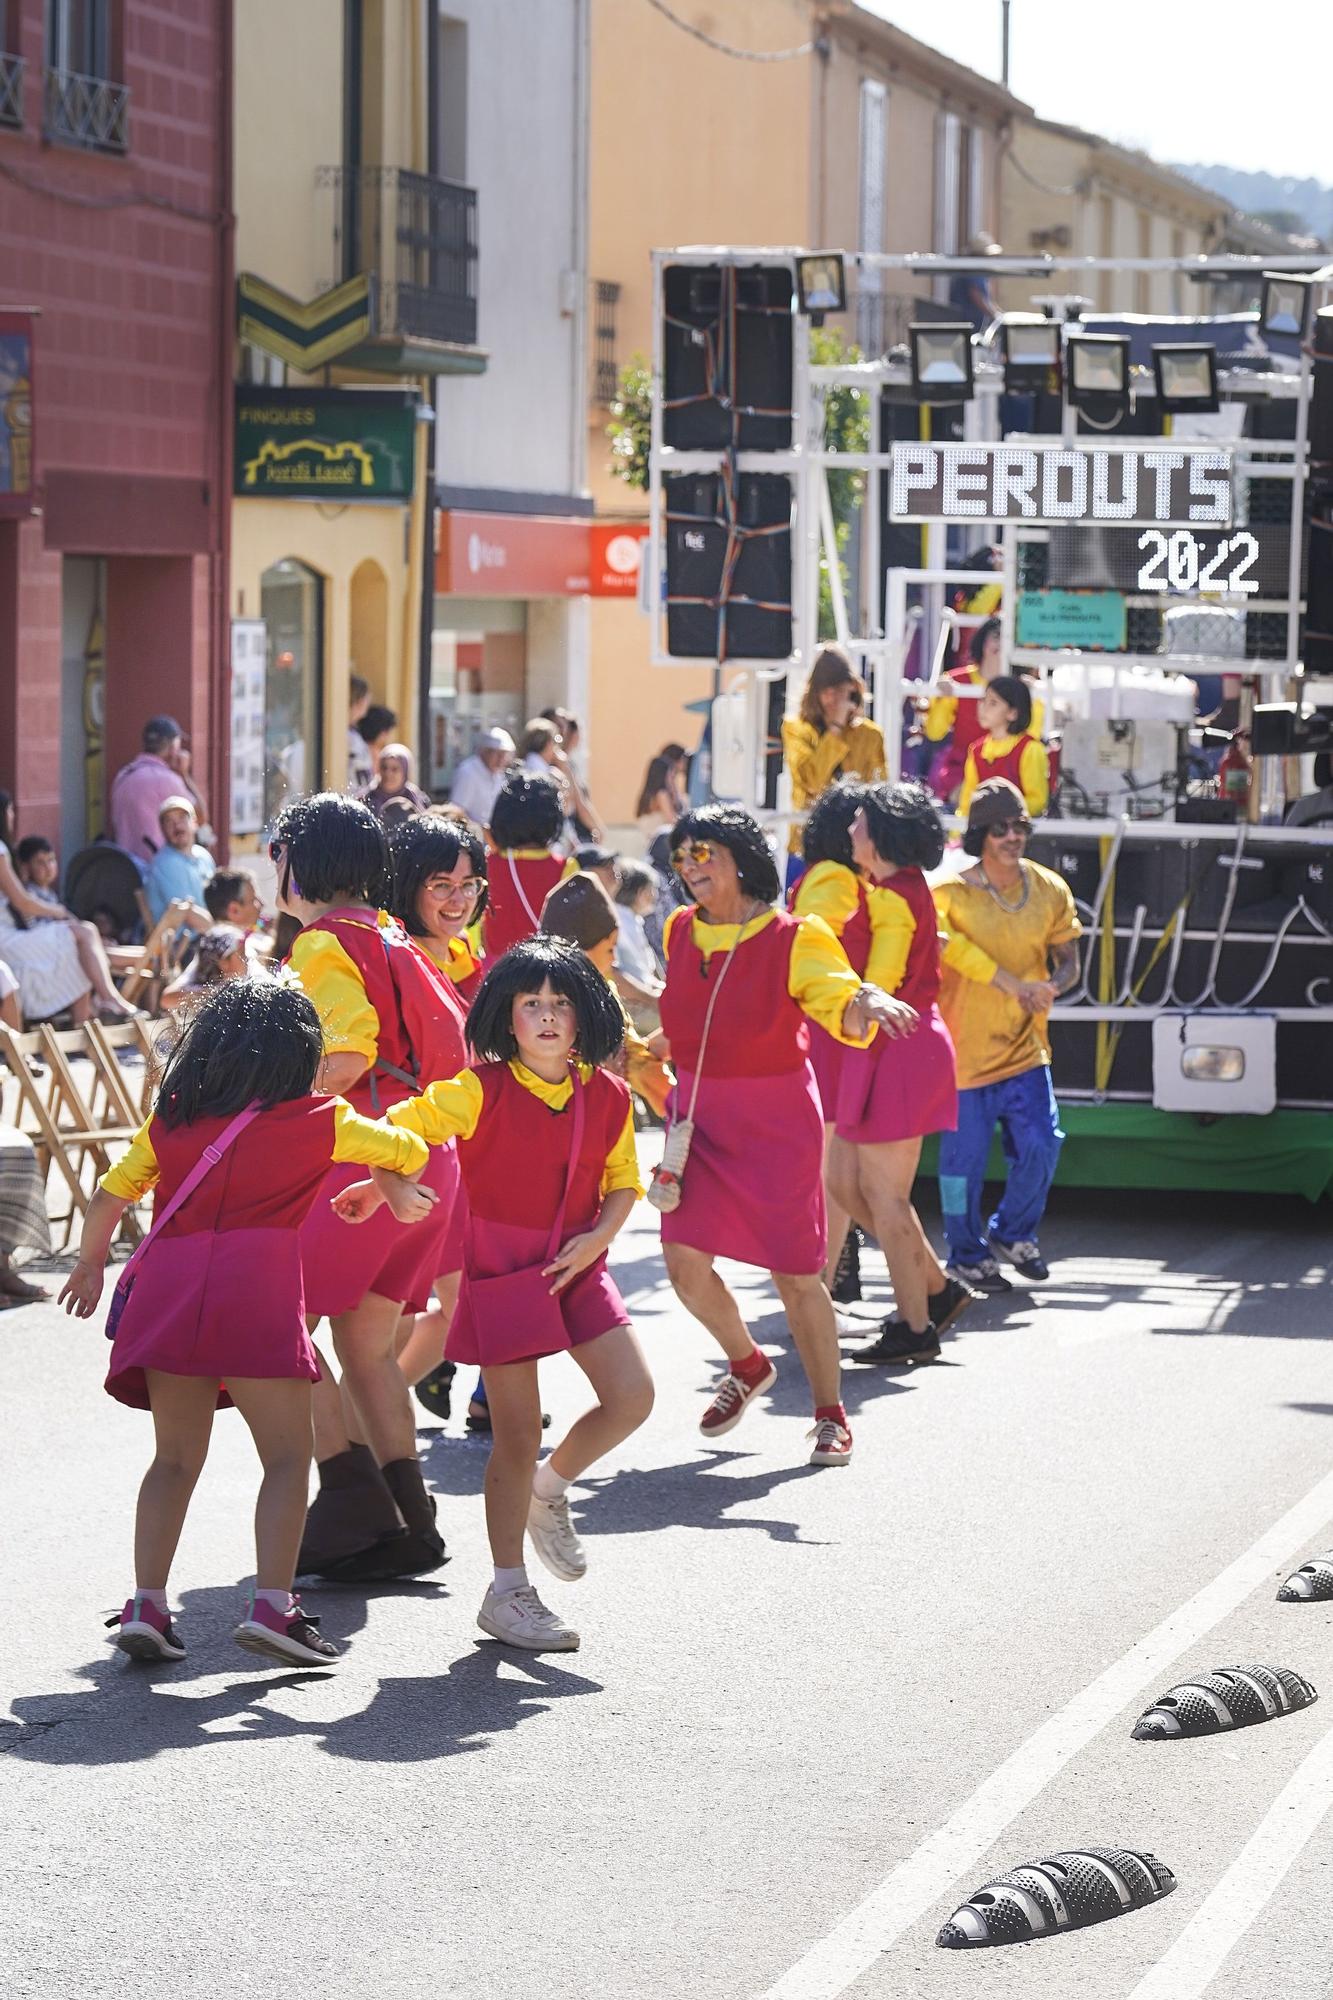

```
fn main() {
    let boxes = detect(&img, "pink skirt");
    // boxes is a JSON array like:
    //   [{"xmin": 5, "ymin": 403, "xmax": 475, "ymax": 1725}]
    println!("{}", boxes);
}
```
[
  {"xmin": 835, "ymin": 1004, "xmax": 958, "ymax": 1145},
  {"xmin": 300, "ymin": 1141, "xmax": 460, "ymax": 1318},
  {"xmin": 660, "ymin": 1064, "xmax": 826, "ymax": 1275},
  {"xmin": 447, "ymin": 1212, "xmax": 629, "ymax": 1367},
  {"xmin": 105, "ymin": 1227, "xmax": 319, "ymax": 1411},
  {"xmin": 436, "ymin": 1181, "xmax": 468, "ymax": 1281},
  {"xmin": 807, "ymin": 1023, "xmax": 844, "ymax": 1122}
]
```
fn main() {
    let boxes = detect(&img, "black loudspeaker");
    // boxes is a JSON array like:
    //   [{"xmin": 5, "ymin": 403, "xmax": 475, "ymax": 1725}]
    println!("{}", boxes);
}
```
[
  {"xmin": 662, "ymin": 263, "xmax": 794, "ymax": 452},
  {"xmin": 664, "ymin": 471, "xmax": 792, "ymax": 660},
  {"xmin": 1310, "ymin": 305, "xmax": 1333, "ymax": 479}
]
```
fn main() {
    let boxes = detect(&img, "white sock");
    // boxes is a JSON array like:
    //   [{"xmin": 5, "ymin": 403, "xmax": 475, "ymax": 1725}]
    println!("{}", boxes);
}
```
[
  {"xmin": 532, "ymin": 1458, "xmax": 572, "ymax": 1502},
  {"xmin": 255, "ymin": 1588, "xmax": 292, "ymax": 1614},
  {"xmin": 493, "ymin": 1564, "xmax": 528, "ymax": 1596},
  {"xmin": 135, "ymin": 1587, "xmax": 169, "ymax": 1614}
]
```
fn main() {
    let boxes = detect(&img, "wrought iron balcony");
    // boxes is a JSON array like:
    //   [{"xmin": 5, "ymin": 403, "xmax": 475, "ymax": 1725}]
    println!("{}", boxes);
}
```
[
  {"xmin": 320, "ymin": 165, "xmax": 479, "ymax": 354},
  {"xmin": 0, "ymin": 51, "xmax": 23, "ymax": 130},
  {"xmin": 44, "ymin": 64, "xmax": 129, "ymax": 152}
]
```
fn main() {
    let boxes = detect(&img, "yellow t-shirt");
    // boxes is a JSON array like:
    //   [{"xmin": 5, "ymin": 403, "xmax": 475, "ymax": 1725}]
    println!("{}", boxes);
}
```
[
  {"xmin": 933, "ymin": 862, "xmax": 1081, "ymax": 1090},
  {"xmin": 662, "ymin": 905, "xmax": 875, "ymax": 1046},
  {"xmin": 99, "ymin": 1099, "xmax": 429, "ymax": 1201},
  {"xmin": 957, "ymin": 734, "xmax": 1050, "ymax": 820},
  {"xmin": 389, "ymin": 1060, "xmax": 643, "ymax": 1198}
]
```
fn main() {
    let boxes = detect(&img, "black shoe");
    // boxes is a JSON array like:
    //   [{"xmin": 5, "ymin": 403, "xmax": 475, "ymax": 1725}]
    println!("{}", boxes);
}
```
[
  {"xmin": 926, "ymin": 1275, "xmax": 978, "ymax": 1336},
  {"xmin": 830, "ymin": 1229, "xmax": 862, "ymax": 1305},
  {"xmin": 989, "ymin": 1235, "xmax": 1049, "ymax": 1282},
  {"xmin": 414, "ymin": 1360, "xmax": 455, "ymax": 1421},
  {"xmin": 466, "ymin": 1403, "xmax": 553, "ymax": 1435},
  {"xmin": 848, "ymin": 1318, "xmax": 940, "ymax": 1365}
]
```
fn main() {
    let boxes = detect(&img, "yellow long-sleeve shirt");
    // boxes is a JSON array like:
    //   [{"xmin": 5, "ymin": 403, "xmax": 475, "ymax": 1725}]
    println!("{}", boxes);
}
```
[
  {"xmin": 100, "ymin": 1098, "xmax": 429, "ymax": 1202},
  {"xmin": 283, "ymin": 912, "xmax": 390, "ymax": 1061},
  {"xmin": 389, "ymin": 1060, "xmax": 643, "ymax": 1198},
  {"xmin": 663, "ymin": 905, "xmax": 876, "ymax": 1046}
]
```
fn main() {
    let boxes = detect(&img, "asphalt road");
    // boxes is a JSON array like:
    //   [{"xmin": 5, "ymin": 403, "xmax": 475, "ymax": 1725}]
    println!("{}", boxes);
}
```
[{"xmin": 3, "ymin": 1174, "xmax": 1333, "ymax": 2000}]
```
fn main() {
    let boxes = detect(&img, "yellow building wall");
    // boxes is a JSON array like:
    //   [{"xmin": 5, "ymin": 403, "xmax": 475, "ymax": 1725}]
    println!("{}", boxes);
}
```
[
  {"xmin": 586, "ymin": 0, "xmax": 815, "ymax": 831},
  {"xmin": 233, "ymin": 0, "xmax": 343, "ymax": 298}
]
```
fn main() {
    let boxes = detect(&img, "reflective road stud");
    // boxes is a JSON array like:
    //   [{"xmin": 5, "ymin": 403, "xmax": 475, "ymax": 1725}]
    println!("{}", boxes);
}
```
[
  {"xmin": 1277, "ymin": 1552, "xmax": 1333, "ymax": 1601},
  {"xmin": 1132, "ymin": 1664, "xmax": 1317, "ymax": 1740},
  {"xmin": 936, "ymin": 1848, "xmax": 1176, "ymax": 1948}
]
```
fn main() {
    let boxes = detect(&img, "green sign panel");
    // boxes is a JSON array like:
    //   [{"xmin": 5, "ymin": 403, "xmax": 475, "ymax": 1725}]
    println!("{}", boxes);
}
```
[
  {"xmin": 1016, "ymin": 589, "xmax": 1127, "ymax": 652},
  {"xmin": 235, "ymin": 387, "xmax": 416, "ymax": 502}
]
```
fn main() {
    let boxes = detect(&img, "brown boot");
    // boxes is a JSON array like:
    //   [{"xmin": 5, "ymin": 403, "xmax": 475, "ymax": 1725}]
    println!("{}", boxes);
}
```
[
  {"xmin": 297, "ymin": 1444, "xmax": 408, "ymax": 1578},
  {"xmin": 381, "ymin": 1457, "xmax": 448, "ymax": 1572}
]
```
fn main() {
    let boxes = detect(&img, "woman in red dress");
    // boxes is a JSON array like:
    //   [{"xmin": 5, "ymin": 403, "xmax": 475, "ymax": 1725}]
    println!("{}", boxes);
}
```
[
  {"xmin": 657, "ymin": 806, "xmax": 917, "ymax": 1468},
  {"xmin": 830, "ymin": 782, "xmax": 969, "ymax": 1368},
  {"xmin": 483, "ymin": 768, "xmax": 575, "ymax": 959},
  {"xmin": 272, "ymin": 793, "xmax": 469, "ymax": 1581},
  {"xmin": 58, "ymin": 980, "xmax": 432, "ymax": 1669}
]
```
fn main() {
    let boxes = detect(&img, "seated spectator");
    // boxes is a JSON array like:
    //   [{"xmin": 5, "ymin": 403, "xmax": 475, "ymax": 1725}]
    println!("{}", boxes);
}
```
[
  {"xmin": 448, "ymin": 727, "xmax": 515, "ymax": 828},
  {"xmin": 8, "ymin": 825, "xmax": 138, "ymax": 1019},
  {"xmin": 357, "ymin": 704, "xmax": 397, "ymax": 765},
  {"xmin": 160, "ymin": 925, "xmax": 248, "ymax": 1013},
  {"xmin": 0, "ymin": 957, "xmax": 21, "ymax": 1034},
  {"xmin": 203, "ymin": 868, "xmax": 262, "ymax": 930},
  {"xmin": 144, "ymin": 797, "xmax": 214, "ymax": 925},
  {"xmin": 539, "ymin": 873, "xmax": 673, "ymax": 1120},
  {"xmin": 365, "ymin": 743, "xmax": 431, "ymax": 823},
  {"xmin": 574, "ymin": 842, "xmax": 620, "ymax": 898},
  {"xmin": 108, "ymin": 716, "xmax": 189, "ymax": 864}
]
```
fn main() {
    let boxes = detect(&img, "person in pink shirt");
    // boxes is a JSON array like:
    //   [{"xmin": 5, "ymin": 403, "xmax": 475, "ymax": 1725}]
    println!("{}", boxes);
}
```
[{"xmin": 109, "ymin": 718, "xmax": 191, "ymax": 864}]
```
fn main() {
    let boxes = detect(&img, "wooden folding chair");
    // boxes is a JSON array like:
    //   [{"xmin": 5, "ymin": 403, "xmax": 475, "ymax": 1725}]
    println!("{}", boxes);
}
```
[
  {"xmin": 84, "ymin": 1018, "xmax": 156, "ymax": 1126},
  {"xmin": 0, "ymin": 1025, "xmax": 95, "ymax": 1247},
  {"xmin": 120, "ymin": 904, "xmax": 194, "ymax": 1009},
  {"xmin": 36, "ymin": 1026, "xmax": 144, "ymax": 1245}
]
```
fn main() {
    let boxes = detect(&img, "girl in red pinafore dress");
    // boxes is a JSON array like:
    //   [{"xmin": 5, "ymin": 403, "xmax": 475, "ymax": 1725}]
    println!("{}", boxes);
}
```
[
  {"xmin": 658, "ymin": 807, "xmax": 918, "ymax": 1471},
  {"xmin": 387, "ymin": 811, "xmax": 491, "ymax": 1422},
  {"xmin": 957, "ymin": 676, "xmax": 1049, "ymax": 822},
  {"xmin": 791, "ymin": 782, "xmax": 873, "ymax": 1298},
  {"xmin": 335, "ymin": 938, "xmax": 651, "ymax": 1656},
  {"xmin": 482, "ymin": 767, "xmax": 576, "ymax": 960},
  {"xmin": 271, "ymin": 792, "xmax": 469, "ymax": 1585},
  {"xmin": 830, "ymin": 782, "xmax": 967, "ymax": 1371},
  {"xmin": 58, "ymin": 980, "xmax": 431, "ymax": 1671}
]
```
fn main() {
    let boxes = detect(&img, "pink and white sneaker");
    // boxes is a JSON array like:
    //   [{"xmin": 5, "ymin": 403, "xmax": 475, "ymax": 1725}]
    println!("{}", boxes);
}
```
[
  {"xmin": 233, "ymin": 1593, "xmax": 339, "ymax": 1668},
  {"xmin": 106, "ymin": 1593, "xmax": 186, "ymax": 1662}
]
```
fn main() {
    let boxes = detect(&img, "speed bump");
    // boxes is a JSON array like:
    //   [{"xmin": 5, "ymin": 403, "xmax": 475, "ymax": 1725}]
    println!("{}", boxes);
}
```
[
  {"xmin": 936, "ymin": 1847, "xmax": 1175, "ymax": 1948},
  {"xmin": 1132, "ymin": 1663, "xmax": 1316, "ymax": 1739}
]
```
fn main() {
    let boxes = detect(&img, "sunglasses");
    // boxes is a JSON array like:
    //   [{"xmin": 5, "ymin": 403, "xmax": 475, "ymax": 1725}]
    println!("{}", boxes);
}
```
[
  {"xmin": 985, "ymin": 819, "xmax": 1031, "ymax": 838},
  {"xmin": 670, "ymin": 841, "xmax": 716, "ymax": 869}
]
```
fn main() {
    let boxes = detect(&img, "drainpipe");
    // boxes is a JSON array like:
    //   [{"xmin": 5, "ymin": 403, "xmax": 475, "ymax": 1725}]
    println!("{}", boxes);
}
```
[
  {"xmin": 212, "ymin": 0, "xmax": 235, "ymax": 858},
  {"xmin": 417, "ymin": 0, "xmax": 441, "ymax": 780}
]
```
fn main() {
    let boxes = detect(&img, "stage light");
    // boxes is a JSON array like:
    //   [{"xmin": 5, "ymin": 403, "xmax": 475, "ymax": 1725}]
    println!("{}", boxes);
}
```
[
  {"xmin": 1000, "ymin": 314, "xmax": 1061, "ymax": 391},
  {"xmin": 1259, "ymin": 273, "xmax": 1313, "ymax": 341},
  {"xmin": 908, "ymin": 322, "xmax": 974, "ymax": 402},
  {"xmin": 796, "ymin": 253, "xmax": 846, "ymax": 326},
  {"xmin": 1152, "ymin": 343, "xmax": 1219, "ymax": 414},
  {"xmin": 1065, "ymin": 332, "xmax": 1130, "ymax": 411}
]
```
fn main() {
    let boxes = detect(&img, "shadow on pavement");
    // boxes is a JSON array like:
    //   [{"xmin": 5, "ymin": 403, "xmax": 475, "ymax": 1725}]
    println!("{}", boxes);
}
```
[{"xmin": 573, "ymin": 1448, "xmax": 842, "ymax": 1547}]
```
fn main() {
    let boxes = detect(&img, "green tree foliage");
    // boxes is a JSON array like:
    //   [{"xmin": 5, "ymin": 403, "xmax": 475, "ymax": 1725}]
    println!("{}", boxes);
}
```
[{"xmin": 606, "ymin": 355, "xmax": 651, "ymax": 492}]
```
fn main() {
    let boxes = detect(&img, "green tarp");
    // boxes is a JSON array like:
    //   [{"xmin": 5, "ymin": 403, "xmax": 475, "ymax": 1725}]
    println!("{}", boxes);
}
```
[{"xmin": 920, "ymin": 1104, "xmax": 1333, "ymax": 1203}]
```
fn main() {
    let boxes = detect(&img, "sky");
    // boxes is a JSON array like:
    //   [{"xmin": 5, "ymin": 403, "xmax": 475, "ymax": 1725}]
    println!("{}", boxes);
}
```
[{"xmin": 862, "ymin": 0, "xmax": 1331, "ymax": 185}]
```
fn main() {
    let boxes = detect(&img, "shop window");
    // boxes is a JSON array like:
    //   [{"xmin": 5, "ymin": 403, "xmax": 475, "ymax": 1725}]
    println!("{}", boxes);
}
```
[{"xmin": 260, "ymin": 558, "xmax": 325, "ymax": 824}]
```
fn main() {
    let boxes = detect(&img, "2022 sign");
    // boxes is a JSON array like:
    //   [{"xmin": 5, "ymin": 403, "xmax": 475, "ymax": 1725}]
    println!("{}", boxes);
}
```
[{"xmin": 1136, "ymin": 529, "xmax": 1261, "ymax": 596}]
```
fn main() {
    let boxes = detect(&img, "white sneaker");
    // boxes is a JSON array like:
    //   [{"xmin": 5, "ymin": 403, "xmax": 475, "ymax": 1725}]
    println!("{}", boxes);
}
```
[
  {"xmin": 477, "ymin": 1584, "xmax": 580, "ymax": 1652},
  {"xmin": 527, "ymin": 1490, "xmax": 587, "ymax": 1581}
]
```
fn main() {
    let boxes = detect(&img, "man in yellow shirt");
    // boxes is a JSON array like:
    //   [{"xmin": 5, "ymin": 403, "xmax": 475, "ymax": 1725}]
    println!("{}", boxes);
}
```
[{"xmin": 933, "ymin": 779, "xmax": 1081, "ymax": 1290}]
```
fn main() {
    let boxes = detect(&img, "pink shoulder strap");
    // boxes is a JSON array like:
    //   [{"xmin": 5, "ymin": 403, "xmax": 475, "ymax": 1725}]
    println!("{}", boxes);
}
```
[{"xmin": 122, "ymin": 1101, "xmax": 261, "ymax": 1276}]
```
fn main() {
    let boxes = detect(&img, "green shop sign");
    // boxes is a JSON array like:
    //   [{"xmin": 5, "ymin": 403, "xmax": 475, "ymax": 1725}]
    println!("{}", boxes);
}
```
[
  {"xmin": 235, "ymin": 387, "xmax": 417, "ymax": 502},
  {"xmin": 1016, "ymin": 589, "xmax": 1127, "ymax": 652}
]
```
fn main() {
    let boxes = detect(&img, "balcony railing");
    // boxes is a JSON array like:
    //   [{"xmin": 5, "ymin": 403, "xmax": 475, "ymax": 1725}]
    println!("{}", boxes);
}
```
[
  {"xmin": 321, "ymin": 165, "xmax": 479, "ymax": 349},
  {"xmin": 44, "ymin": 64, "xmax": 129, "ymax": 152},
  {"xmin": 592, "ymin": 279, "xmax": 621, "ymax": 405},
  {"xmin": 0, "ymin": 50, "xmax": 23, "ymax": 129}
]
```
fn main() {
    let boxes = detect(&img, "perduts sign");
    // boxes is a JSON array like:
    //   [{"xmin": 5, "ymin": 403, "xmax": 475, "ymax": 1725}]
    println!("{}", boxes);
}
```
[{"xmin": 889, "ymin": 443, "xmax": 1232, "ymax": 528}]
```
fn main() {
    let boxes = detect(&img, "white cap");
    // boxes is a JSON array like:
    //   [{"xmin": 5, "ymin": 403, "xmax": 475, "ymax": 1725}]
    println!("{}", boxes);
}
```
[{"xmin": 478, "ymin": 727, "xmax": 516, "ymax": 753}]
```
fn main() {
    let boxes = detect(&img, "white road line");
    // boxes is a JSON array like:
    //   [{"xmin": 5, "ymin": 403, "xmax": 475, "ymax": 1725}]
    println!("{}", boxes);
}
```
[
  {"xmin": 758, "ymin": 1464, "xmax": 1333, "ymax": 2000},
  {"xmin": 1124, "ymin": 1717, "xmax": 1333, "ymax": 2000}
]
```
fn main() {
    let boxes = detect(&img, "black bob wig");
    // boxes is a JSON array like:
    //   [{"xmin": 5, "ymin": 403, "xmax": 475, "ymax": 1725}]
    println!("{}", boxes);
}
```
[
  {"xmin": 388, "ymin": 812, "xmax": 489, "ymax": 929},
  {"xmin": 986, "ymin": 673, "xmax": 1033, "ymax": 734},
  {"xmin": 861, "ymin": 781, "xmax": 947, "ymax": 873},
  {"xmin": 153, "ymin": 978, "xmax": 323, "ymax": 1129},
  {"xmin": 465, "ymin": 935, "xmax": 625, "ymax": 1069},
  {"xmin": 669, "ymin": 804, "xmax": 780, "ymax": 906},
  {"xmin": 268, "ymin": 791, "xmax": 393, "ymax": 909},
  {"xmin": 803, "ymin": 781, "xmax": 870, "ymax": 870},
  {"xmin": 490, "ymin": 767, "xmax": 565, "ymax": 851}
]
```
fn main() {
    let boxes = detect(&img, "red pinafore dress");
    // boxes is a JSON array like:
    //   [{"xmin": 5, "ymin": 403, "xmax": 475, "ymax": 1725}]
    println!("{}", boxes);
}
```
[
  {"xmin": 295, "ymin": 910, "xmax": 468, "ymax": 1316},
  {"xmin": 658, "ymin": 908, "xmax": 827, "ymax": 1275},
  {"xmin": 483, "ymin": 852, "xmax": 568, "ymax": 959},
  {"xmin": 446, "ymin": 1063, "xmax": 633, "ymax": 1367},
  {"xmin": 105, "ymin": 1098, "xmax": 354, "ymax": 1410},
  {"xmin": 962, "ymin": 731, "xmax": 1040, "ymax": 806},
  {"xmin": 791, "ymin": 866, "xmax": 870, "ymax": 1120},
  {"xmin": 835, "ymin": 868, "xmax": 958, "ymax": 1145}
]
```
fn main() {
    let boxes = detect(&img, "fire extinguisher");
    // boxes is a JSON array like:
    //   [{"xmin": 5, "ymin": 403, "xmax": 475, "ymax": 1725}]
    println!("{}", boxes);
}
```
[{"xmin": 1218, "ymin": 730, "xmax": 1252, "ymax": 809}]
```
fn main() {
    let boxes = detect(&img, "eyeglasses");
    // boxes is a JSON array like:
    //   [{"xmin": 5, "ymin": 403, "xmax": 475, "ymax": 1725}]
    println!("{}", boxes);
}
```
[
  {"xmin": 429, "ymin": 876, "xmax": 484, "ymax": 903},
  {"xmin": 670, "ymin": 841, "xmax": 716, "ymax": 869},
  {"xmin": 984, "ymin": 819, "xmax": 1031, "ymax": 838}
]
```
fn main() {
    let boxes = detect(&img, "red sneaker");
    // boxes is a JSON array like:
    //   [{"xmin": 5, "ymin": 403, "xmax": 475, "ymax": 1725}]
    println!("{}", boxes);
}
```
[
  {"xmin": 699, "ymin": 1360, "xmax": 777, "ymax": 1438},
  {"xmin": 808, "ymin": 1416, "xmax": 854, "ymax": 1467}
]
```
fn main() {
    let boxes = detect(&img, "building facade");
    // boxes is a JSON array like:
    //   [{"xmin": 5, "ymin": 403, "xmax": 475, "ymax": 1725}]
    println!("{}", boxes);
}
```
[
  {"xmin": 229, "ymin": 0, "xmax": 483, "ymax": 850},
  {"xmin": 0, "ymin": 0, "xmax": 230, "ymax": 859}
]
